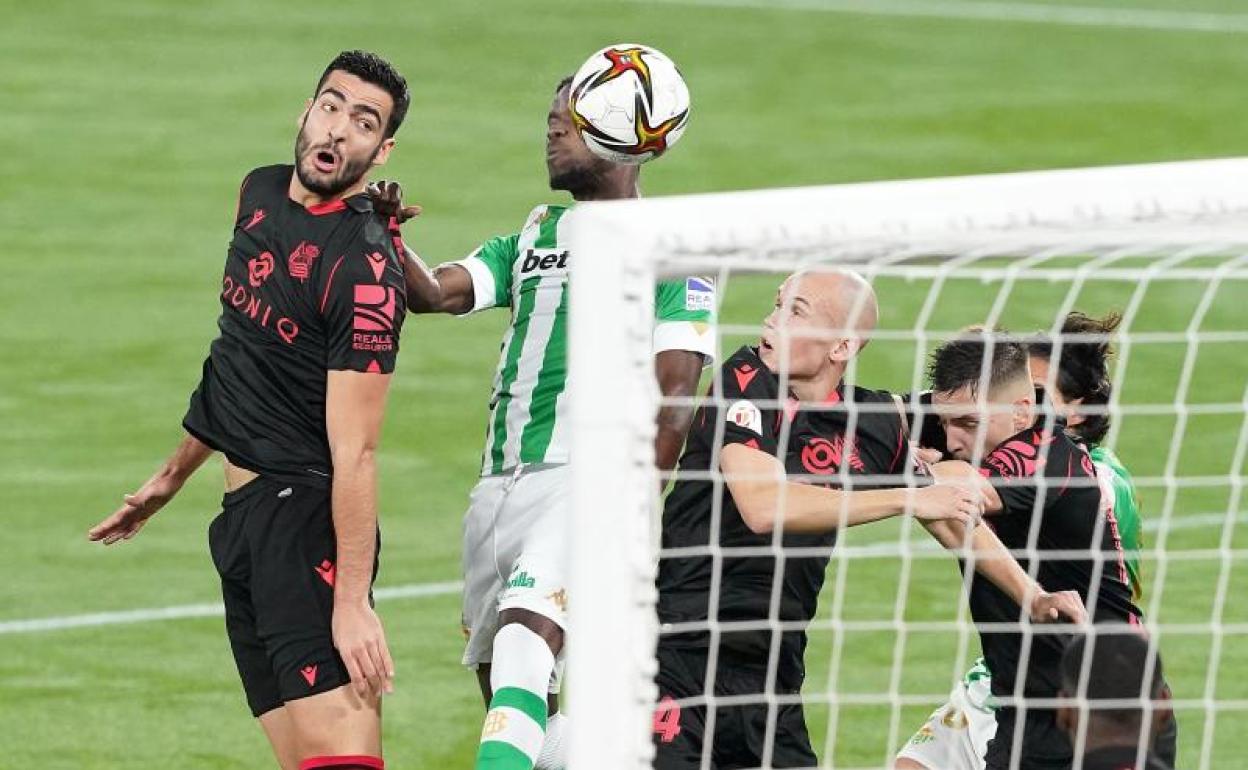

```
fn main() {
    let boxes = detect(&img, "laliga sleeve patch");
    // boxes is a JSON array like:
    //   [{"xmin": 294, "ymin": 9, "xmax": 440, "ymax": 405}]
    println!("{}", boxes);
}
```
[
  {"xmin": 726, "ymin": 399, "xmax": 762, "ymax": 435},
  {"xmin": 685, "ymin": 276, "xmax": 715, "ymax": 311}
]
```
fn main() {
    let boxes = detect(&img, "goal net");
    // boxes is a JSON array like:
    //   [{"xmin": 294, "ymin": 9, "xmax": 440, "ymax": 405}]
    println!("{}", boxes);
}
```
[{"xmin": 564, "ymin": 159, "xmax": 1248, "ymax": 770}]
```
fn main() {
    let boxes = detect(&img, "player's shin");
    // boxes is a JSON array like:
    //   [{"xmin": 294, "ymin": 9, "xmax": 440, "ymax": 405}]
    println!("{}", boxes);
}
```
[{"xmin": 476, "ymin": 623, "xmax": 555, "ymax": 770}]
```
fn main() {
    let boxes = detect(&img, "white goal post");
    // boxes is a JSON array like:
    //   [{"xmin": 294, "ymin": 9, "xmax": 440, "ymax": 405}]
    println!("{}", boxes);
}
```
[{"xmin": 565, "ymin": 158, "xmax": 1248, "ymax": 769}]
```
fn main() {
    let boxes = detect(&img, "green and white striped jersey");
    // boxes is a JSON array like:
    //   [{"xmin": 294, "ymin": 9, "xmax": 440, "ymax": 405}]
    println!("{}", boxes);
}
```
[{"xmin": 452, "ymin": 204, "xmax": 716, "ymax": 476}]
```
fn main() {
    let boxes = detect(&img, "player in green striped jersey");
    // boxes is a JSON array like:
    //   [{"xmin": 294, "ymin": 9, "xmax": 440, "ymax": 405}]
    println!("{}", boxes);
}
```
[
  {"xmin": 896, "ymin": 311, "xmax": 1174, "ymax": 769},
  {"xmin": 374, "ymin": 75, "xmax": 714, "ymax": 770}
]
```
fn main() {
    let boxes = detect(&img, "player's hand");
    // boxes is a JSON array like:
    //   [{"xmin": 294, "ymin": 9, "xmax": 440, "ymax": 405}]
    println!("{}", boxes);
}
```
[
  {"xmin": 88, "ymin": 474, "xmax": 181, "ymax": 545},
  {"xmin": 1028, "ymin": 588, "xmax": 1087, "ymax": 625},
  {"xmin": 910, "ymin": 482, "xmax": 982, "ymax": 524},
  {"xmin": 366, "ymin": 180, "xmax": 422, "ymax": 225},
  {"xmin": 332, "ymin": 601, "xmax": 395, "ymax": 698}
]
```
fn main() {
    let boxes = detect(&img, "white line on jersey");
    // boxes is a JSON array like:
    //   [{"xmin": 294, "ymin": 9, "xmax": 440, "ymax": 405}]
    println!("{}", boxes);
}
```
[{"xmin": 627, "ymin": 0, "xmax": 1248, "ymax": 34}]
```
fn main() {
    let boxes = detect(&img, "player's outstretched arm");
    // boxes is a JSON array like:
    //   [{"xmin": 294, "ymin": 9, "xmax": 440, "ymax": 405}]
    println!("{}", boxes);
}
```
[
  {"xmin": 396, "ymin": 243, "xmax": 475, "ymax": 314},
  {"xmin": 920, "ymin": 460, "xmax": 1087, "ymax": 624},
  {"xmin": 368, "ymin": 180, "xmax": 475, "ymax": 314},
  {"xmin": 326, "ymin": 369, "xmax": 396, "ymax": 698},
  {"xmin": 88, "ymin": 433, "xmax": 214, "ymax": 545},
  {"xmin": 721, "ymin": 443, "xmax": 980, "ymax": 535}
]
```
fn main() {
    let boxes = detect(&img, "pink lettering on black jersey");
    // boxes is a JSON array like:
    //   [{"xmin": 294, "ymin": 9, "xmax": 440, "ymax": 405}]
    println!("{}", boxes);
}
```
[
  {"xmin": 800, "ymin": 435, "xmax": 865, "ymax": 475},
  {"xmin": 352, "ymin": 285, "xmax": 397, "ymax": 353},
  {"xmin": 288, "ymin": 241, "xmax": 320, "ymax": 281}
]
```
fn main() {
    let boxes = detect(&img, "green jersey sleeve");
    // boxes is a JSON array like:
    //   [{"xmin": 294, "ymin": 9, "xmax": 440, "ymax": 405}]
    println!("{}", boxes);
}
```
[
  {"xmin": 1092, "ymin": 446, "xmax": 1144, "ymax": 601},
  {"xmin": 654, "ymin": 276, "xmax": 717, "ymax": 362},
  {"xmin": 451, "ymin": 233, "xmax": 519, "ymax": 314}
]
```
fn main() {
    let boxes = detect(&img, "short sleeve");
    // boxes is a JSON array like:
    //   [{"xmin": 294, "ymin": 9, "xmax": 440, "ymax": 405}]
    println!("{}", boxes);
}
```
[
  {"xmin": 980, "ymin": 428, "xmax": 1080, "ymax": 515},
  {"xmin": 656, "ymin": 277, "xmax": 716, "ymax": 323},
  {"xmin": 448, "ymin": 234, "xmax": 519, "ymax": 314},
  {"xmin": 322, "ymin": 250, "xmax": 407, "ymax": 374},
  {"xmin": 699, "ymin": 352, "xmax": 779, "ymax": 454}
]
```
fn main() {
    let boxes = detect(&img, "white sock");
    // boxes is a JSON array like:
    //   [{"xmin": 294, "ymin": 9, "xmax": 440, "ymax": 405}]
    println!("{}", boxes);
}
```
[
  {"xmin": 535, "ymin": 712, "xmax": 567, "ymax": 770},
  {"xmin": 476, "ymin": 624, "xmax": 555, "ymax": 769}
]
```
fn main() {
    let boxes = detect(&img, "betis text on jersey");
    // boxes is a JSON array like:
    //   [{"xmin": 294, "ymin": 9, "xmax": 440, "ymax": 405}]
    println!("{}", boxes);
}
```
[{"xmin": 452, "ymin": 204, "xmax": 716, "ymax": 475}]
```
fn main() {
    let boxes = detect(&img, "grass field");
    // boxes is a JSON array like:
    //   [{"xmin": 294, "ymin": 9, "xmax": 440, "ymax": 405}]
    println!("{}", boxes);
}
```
[{"xmin": 3, "ymin": 0, "xmax": 1248, "ymax": 767}]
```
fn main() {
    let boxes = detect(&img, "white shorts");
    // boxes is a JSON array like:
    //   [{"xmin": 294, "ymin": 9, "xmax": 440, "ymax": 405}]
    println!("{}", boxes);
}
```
[
  {"xmin": 896, "ymin": 676, "xmax": 996, "ymax": 770},
  {"xmin": 460, "ymin": 464, "xmax": 569, "ymax": 671}
]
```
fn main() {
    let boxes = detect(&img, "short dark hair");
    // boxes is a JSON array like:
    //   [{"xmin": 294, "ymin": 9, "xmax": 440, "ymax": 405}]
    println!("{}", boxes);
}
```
[
  {"xmin": 1028, "ymin": 311, "xmax": 1121, "ymax": 445},
  {"xmin": 1060, "ymin": 629, "xmax": 1164, "ymax": 731},
  {"xmin": 556, "ymin": 74, "xmax": 574, "ymax": 94},
  {"xmin": 315, "ymin": 50, "xmax": 410, "ymax": 139},
  {"xmin": 928, "ymin": 326, "xmax": 1030, "ymax": 397}
]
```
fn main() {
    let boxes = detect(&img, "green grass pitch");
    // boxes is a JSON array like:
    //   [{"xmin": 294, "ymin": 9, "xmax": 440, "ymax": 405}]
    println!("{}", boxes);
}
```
[{"xmin": 2, "ymin": 0, "xmax": 1247, "ymax": 767}]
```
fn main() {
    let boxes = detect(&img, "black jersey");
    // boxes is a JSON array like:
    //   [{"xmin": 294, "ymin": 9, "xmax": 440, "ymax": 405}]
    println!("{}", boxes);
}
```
[
  {"xmin": 972, "ymin": 420, "xmax": 1141, "ymax": 758},
  {"xmin": 657, "ymin": 346, "xmax": 910, "ymax": 687},
  {"xmin": 183, "ymin": 165, "xmax": 407, "ymax": 485},
  {"xmin": 1080, "ymin": 746, "xmax": 1171, "ymax": 770}
]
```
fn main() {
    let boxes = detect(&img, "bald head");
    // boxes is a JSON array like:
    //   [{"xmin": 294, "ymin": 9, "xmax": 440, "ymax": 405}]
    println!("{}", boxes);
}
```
[
  {"xmin": 760, "ymin": 269, "xmax": 880, "ymax": 388},
  {"xmin": 781, "ymin": 269, "xmax": 879, "ymax": 355}
]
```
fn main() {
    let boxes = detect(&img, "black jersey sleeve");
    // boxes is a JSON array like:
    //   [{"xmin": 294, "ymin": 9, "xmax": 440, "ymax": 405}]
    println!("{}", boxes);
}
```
[
  {"xmin": 981, "ymin": 425, "xmax": 1093, "ymax": 516},
  {"xmin": 699, "ymin": 347, "xmax": 781, "ymax": 454},
  {"xmin": 319, "ymin": 243, "xmax": 407, "ymax": 374}
]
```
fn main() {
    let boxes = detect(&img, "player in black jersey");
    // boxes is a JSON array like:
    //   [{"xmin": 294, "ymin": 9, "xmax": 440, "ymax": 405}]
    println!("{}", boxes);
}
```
[
  {"xmin": 928, "ymin": 330, "xmax": 1144, "ymax": 770},
  {"xmin": 653, "ymin": 272, "xmax": 1084, "ymax": 769},
  {"xmin": 88, "ymin": 51, "xmax": 410, "ymax": 770}
]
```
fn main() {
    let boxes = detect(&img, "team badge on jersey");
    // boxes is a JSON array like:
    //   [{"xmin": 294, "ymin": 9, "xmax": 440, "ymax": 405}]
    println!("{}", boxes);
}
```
[
  {"xmin": 685, "ymin": 276, "xmax": 715, "ymax": 312},
  {"xmin": 726, "ymin": 399, "xmax": 762, "ymax": 435}
]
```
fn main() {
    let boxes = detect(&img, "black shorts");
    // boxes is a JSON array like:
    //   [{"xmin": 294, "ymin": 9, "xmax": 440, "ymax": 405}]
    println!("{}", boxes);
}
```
[
  {"xmin": 209, "ymin": 477, "xmax": 376, "ymax": 717},
  {"xmin": 652, "ymin": 644, "xmax": 817, "ymax": 769}
]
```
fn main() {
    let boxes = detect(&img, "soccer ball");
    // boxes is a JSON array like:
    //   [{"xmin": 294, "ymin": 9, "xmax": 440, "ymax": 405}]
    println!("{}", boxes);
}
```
[{"xmin": 568, "ymin": 43, "xmax": 691, "ymax": 165}]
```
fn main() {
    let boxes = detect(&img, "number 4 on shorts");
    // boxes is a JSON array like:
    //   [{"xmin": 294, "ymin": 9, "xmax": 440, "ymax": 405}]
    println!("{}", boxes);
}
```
[{"xmin": 652, "ymin": 696, "xmax": 682, "ymax": 743}]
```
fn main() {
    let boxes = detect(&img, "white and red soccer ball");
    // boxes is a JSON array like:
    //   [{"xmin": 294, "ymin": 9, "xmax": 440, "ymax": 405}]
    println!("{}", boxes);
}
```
[{"xmin": 568, "ymin": 43, "xmax": 691, "ymax": 166}]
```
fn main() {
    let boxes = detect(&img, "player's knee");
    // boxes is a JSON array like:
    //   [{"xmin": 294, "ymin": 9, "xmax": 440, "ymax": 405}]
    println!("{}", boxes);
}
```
[
  {"xmin": 297, "ymin": 755, "xmax": 383, "ymax": 770},
  {"xmin": 498, "ymin": 607, "xmax": 564, "ymax": 655}
]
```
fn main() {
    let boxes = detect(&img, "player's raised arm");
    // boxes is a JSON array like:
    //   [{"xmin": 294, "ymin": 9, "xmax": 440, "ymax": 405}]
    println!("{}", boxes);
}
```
[
  {"xmin": 920, "ymin": 460, "xmax": 1086, "ymax": 624},
  {"xmin": 88, "ymin": 433, "xmax": 214, "ymax": 544},
  {"xmin": 368, "ymin": 179, "xmax": 476, "ymax": 314}
]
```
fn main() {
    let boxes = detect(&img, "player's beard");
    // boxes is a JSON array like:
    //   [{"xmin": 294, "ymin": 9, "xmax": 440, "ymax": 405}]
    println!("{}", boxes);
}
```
[
  {"xmin": 293, "ymin": 125, "xmax": 379, "ymax": 199},
  {"xmin": 549, "ymin": 158, "xmax": 613, "ymax": 198}
]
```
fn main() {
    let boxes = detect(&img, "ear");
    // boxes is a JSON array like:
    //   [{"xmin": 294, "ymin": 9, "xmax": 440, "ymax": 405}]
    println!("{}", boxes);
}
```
[
  {"xmin": 1012, "ymin": 392, "xmax": 1034, "ymax": 432},
  {"xmin": 827, "ymin": 336, "xmax": 862, "ymax": 364},
  {"xmin": 371, "ymin": 138, "xmax": 396, "ymax": 168},
  {"xmin": 298, "ymin": 97, "xmax": 312, "ymax": 127}
]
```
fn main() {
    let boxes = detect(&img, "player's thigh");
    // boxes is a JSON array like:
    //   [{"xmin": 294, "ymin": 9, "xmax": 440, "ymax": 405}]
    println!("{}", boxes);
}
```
[
  {"xmin": 210, "ymin": 490, "xmax": 285, "ymax": 719},
  {"xmin": 257, "ymin": 706, "xmax": 302, "ymax": 770},
  {"xmin": 895, "ymin": 698, "xmax": 990, "ymax": 770},
  {"xmin": 250, "ymin": 482, "xmax": 357, "ymax": 706},
  {"xmin": 461, "ymin": 476, "xmax": 510, "ymax": 669},
  {"xmin": 496, "ymin": 467, "xmax": 570, "ymax": 632},
  {"xmin": 735, "ymin": 700, "xmax": 817, "ymax": 769},
  {"xmin": 652, "ymin": 645, "xmax": 710, "ymax": 768},
  {"xmin": 283, "ymin": 684, "xmax": 382, "ymax": 758}
]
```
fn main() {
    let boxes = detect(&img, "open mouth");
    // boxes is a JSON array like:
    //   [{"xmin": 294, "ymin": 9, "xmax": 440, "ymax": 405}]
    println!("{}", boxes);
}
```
[
  {"xmin": 311, "ymin": 149, "xmax": 338, "ymax": 174},
  {"xmin": 760, "ymin": 338, "xmax": 774, "ymax": 353}
]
